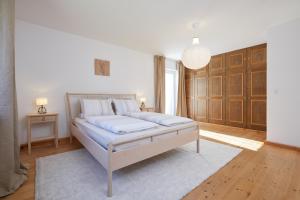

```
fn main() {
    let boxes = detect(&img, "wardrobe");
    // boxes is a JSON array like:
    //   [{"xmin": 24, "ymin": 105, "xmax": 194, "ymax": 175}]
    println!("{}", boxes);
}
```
[{"xmin": 185, "ymin": 43, "xmax": 266, "ymax": 130}]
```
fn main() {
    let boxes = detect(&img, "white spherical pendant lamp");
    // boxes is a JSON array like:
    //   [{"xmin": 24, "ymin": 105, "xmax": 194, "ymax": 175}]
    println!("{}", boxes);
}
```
[{"xmin": 182, "ymin": 37, "xmax": 211, "ymax": 69}]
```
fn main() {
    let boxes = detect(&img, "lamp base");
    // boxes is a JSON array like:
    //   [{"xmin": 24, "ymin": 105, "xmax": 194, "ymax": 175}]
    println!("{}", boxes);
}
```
[
  {"xmin": 38, "ymin": 106, "xmax": 47, "ymax": 114},
  {"xmin": 140, "ymin": 102, "xmax": 145, "ymax": 110}
]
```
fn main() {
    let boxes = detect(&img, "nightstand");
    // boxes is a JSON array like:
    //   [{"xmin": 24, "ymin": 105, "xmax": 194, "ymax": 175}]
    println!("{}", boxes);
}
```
[
  {"xmin": 141, "ymin": 107, "xmax": 154, "ymax": 112},
  {"xmin": 26, "ymin": 113, "xmax": 58, "ymax": 154}
]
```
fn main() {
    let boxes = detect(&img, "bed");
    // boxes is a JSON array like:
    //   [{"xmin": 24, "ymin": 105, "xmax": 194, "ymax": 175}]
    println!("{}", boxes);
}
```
[{"xmin": 66, "ymin": 93, "xmax": 200, "ymax": 197}]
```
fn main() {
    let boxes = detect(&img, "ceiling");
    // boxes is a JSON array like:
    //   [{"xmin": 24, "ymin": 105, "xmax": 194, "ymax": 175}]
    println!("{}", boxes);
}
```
[{"xmin": 16, "ymin": 0, "xmax": 300, "ymax": 59}]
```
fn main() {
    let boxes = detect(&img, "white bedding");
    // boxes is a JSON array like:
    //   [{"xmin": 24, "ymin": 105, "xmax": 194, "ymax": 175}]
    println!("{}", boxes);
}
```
[
  {"xmin": 75, "ymin": 118, "xmax": 151, "ymax": 151},
  {"xmin": 124, "ymin": 112, "xmax": 193, "ymax": 126},
  {"xmin": 85, "ymin": 115, "xmax": 159, "ymax": 134},
  {"xmin": 74, "ymin": 118, "xmax": 198, "ymax": 151}
]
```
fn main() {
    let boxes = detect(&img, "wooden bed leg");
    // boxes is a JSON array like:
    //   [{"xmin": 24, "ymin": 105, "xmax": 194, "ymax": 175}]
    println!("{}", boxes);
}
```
[
  {"xmin": 107, "ymin": 144, "xmax": 113, "ymax": 197},
  {"xmin": 69, "ymin": 124, "xmax": 73, "ymax": 144},
  {"xmin": 196, "ymin": 138, "xmax": 200, "ymax": 153},
  {"xmin": 107, "ymin": 169, "xmax": 112, "ymax": 197},
  {"xmin": 197, "ymin": 129, "xmax": 200, "ymax": 153}
]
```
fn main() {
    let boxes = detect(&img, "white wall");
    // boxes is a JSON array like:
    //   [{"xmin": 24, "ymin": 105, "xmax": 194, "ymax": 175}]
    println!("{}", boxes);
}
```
[
  {"xmin": 15, "ymin": 20, "xmax": 154, "ymax": 144},
  {"xmin": 267, "ymin": 18, "xmax": 300, "ymax": 147}
]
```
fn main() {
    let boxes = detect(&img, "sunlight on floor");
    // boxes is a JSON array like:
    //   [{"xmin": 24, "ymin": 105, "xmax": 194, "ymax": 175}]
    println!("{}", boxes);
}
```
[{"xmin": 200, "ymin": 130, "xmax": 264, "ymax": 151}]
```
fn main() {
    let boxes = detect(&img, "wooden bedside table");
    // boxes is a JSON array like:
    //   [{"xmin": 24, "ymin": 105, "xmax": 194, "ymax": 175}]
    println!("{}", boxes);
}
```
[
  {"xmin": 141, "ymin": 107, "xmax": 154, "ymax": 112},
  {"xmin": 27, "ymin": 113, "xmax": 58, "ymax": 154}
]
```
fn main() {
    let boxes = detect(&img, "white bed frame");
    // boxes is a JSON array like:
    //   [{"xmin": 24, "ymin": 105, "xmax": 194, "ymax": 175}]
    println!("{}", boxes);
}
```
[{"xmin": 66, "ymin": 92, "xmax": 200, "ymax": 197}]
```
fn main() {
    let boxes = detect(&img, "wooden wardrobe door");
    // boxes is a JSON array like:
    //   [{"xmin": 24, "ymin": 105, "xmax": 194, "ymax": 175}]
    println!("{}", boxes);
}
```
[
  {"xmin": 208, "ymin": 54, "xmax": 226, "ymax": 124},
  {"xmin": 194, "ymin": 66, "xmax": 209, "ymax": 122},
  {"xmin": 185, "ymin": 68, "xmax": 195, "ymax": 119},
  {"xmin": 226, "ymin": 48, "xmax": 247, "ymax": 128},
  {"xmin": 247, "ymin": 44, "xmax": 267, "ymax": 130}
]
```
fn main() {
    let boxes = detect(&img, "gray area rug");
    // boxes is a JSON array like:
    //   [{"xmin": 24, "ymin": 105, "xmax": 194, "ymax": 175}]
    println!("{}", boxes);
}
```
[{"xmin": 36, "ymin": 139, "xmax": 242, "ymax": 200}]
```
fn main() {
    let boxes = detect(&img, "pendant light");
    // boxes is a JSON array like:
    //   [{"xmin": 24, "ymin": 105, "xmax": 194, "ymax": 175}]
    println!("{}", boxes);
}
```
[{"xmin": 181, "ymin": 37, "xmax": 211, "ymax": 70}]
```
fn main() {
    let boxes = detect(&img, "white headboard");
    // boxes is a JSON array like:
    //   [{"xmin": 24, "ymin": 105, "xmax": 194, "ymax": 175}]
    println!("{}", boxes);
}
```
[{"xmin": 66, "ymin": 92, "xmax": 136, "ymax": 122}]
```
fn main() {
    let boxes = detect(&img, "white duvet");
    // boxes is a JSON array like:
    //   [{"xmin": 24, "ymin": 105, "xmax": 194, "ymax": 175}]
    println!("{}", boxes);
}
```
[
  {"xmin": 124, "ymin": 112, "xmax": 193, "ymax": 126},
  {"xmin": 85, "ymin": 115, "xmax": 159, "ymax": 134}
]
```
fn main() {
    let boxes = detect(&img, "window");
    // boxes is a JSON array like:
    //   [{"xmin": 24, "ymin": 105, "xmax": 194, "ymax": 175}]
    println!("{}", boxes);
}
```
[{"xmin": 165, "ymin": 59, "xmax": 178, "ymax": 115}]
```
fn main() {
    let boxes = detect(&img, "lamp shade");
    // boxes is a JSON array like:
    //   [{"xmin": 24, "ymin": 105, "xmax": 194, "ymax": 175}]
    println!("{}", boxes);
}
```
[
  {"xmin": 140, "ymin": 97, "xmax": 146, "ymax": 103},
  {"xmin": 182, "ymin": 46, "xmax": 211, "ymax": 69},
  {"xmin": 36, "ymin": 98, "xmax": 48, "ymax": 106},
  {"xmin": 182, "ymin": 37, "xmax": 211, "ymax": 69}
]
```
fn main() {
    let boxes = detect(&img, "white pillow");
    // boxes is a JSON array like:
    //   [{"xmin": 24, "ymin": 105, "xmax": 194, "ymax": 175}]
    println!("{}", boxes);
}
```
[
  {"xmin": 112, "ymin": 99, "xmax": 140, "ymax": 115},
  {"xmin": 112, "ymin": 99, "xmax": 127, "ymax": 115},
  {"xmin": 125, "ymin": 99, "xmax": 140, "ymax": 112},
  {"xmin": 80, "ymin": 99, "xmax": 114, "ymax": 118},
  {"xmin": 80, "ymin": 99, "xmax": 101, "ymax": 117},
  {"xmin": 99, "ymin": 99, "xmax": 114, "ymax": 115}
]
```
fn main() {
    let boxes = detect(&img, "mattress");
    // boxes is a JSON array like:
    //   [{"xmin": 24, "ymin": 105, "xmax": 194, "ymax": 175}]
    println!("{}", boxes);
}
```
[{"xmin": 74, "ymin": 118, "xmax": 198, "ymax": 151}]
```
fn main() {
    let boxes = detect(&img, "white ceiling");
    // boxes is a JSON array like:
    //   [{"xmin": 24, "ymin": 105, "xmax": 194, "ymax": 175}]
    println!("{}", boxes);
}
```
[{"xmin": 16, "ymin": 0, "xmax": 300, "ymax": 59}]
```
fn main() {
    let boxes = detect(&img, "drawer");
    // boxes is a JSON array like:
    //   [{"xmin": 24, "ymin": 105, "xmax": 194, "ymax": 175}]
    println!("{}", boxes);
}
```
[
  {"xmin": 141, "ymin": 107, "xmax": 154, "ymax": 112},
  {"xmin": 145, "ymin": 108, "xmax": 154, "ymax": 112},
  {"xmin": 30, "ymin": 115, "xmax": 56, "ymax": 123}
]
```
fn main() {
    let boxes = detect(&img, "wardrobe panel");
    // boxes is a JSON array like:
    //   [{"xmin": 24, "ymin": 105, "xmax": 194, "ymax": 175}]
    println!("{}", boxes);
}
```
[
  {"xmin": 251, "ymin": 71, "xmax": 266, "ymax": 96},
  {"xmin": 194, "ymin": 66, "xmax": 208, "ymax": 122},
  {"xmin": 208, "ymin": 54, "xmax": 226, "ymax": 124},
  {"xmin": 247, "ymin": 44, "xmax": 267, "ymax": 130},
  {"xmin": 228, "ymin": 73, "xmax": 244, "ymax": 96},
  {"xmin": 228, "ymin": 52, "xmax": 245, "ymax": 68},
  {"xmin": 195, "ymin": 77, "xmax": 207, "ymax": 97},
  {"xmin": 210, "ymin": 99, "xmax": 223, "ymax": 121},
  {"xmin": 210, "ymin": 76, "xmax": 222, "ymax": 96},
  {"xmin": 228, "ymin": 99, "xmax": 244, "ymax": 123},
  {"xmin": 194, "ymin": 99, "xmax": 208, "ymax": 121},
  {"xmin": 185, "ymin": 69, "xmax": 194, "ymax": 119},
  {"xmin": 226, "ymin": 48, "xmax": 247, "ymax": 128},
  {"xmin": 250, "ymin": 100, "xmax": 266, "ymax": 126}
]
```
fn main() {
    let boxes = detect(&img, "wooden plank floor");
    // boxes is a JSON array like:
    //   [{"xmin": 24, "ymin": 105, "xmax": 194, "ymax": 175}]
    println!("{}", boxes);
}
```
[
  {"xmin": 3, "ymin": 123, "xmax": 300, "ymax": 200},
  {"xmin": 184, "ymin": 123, "xmax": 300, "ymax": 200}
]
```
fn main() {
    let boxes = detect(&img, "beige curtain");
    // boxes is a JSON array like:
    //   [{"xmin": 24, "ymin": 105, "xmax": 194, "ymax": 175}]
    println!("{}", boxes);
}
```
[
  {"xmin": 154, "ymin": 55, "xmax": 165, "ymax": 113},
  {"xmin": 0, "ymin": 0, "xmax": 27, "ymax": 197},
  {"xmin": 176, "ymin": 61, "xmax": 188, "ymax": 117}
]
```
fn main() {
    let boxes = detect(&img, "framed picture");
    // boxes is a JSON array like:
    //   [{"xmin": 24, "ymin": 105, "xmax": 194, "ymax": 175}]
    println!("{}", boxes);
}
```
[{"xmin": 94, "ymin": 59, "xmax": 110, "ymax": 76}]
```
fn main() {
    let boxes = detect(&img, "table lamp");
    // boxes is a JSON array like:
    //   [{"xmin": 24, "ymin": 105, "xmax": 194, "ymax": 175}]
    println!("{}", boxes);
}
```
[
  {"xmin": 140, "ymin": 97, "xmax": 146, "ymax": 110},
  {"xmin": 36, "ymin": 98, "xmax": 48, "ymax": 114}
]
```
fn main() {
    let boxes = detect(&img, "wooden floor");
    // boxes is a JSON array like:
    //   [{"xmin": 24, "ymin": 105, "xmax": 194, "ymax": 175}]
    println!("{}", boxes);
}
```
[{"xmin": 3, "ymin": 123, "xmax": 300, "ymax": 200}]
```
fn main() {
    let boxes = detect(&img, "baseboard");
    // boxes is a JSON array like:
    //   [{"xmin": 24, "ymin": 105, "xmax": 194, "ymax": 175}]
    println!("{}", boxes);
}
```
[
  {"xmin": 20, "ymin": 137, "xmax": 72, "ymax": 149},
  {"xmin": 265, "ymin": 141, "xmax": 300, "ymax": 151}
]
